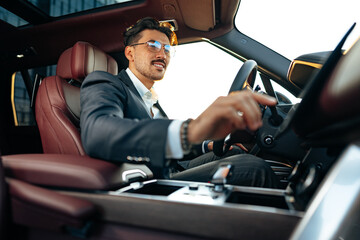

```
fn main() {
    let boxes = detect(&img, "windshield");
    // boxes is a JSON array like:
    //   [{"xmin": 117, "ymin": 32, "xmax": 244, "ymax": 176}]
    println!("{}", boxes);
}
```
[{"xmin": 235, "ymin": 0, "xmax": 360, "ymax": 60}]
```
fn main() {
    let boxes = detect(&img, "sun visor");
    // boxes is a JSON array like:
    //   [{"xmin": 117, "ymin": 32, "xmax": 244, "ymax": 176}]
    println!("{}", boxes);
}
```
[{"xmin": 177, "ymin": 0, "xmax": 216, "ymax": 31}]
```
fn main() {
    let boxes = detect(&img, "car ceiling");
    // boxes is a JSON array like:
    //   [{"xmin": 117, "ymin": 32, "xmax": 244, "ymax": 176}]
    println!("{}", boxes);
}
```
[{"xmin": 0, "ymin": 0, "xmax": 239, "ymax": 70}]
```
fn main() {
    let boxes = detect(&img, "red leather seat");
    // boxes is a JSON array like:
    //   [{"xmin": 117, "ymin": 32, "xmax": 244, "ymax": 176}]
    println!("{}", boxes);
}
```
[
  {"xmin": 35, "ymin": 41, "xmax": 118, "ymax": 155},
  {"xmin": 0, "ymin": 155, "xmax": 9, "ymax": 239}
]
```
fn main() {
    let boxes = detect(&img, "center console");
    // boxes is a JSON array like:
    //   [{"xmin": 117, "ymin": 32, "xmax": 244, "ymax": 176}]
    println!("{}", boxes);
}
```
[
  {"xmin": 4, "ymin": 144, "xmax": 360, "ymax": 240},
  {"xmin": 63, "ymin": 165, "xmax": 304, "ymax": 240}
]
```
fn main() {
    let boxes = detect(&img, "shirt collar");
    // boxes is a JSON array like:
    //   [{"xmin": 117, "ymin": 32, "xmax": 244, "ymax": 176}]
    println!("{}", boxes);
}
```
[{"xmin": 126, "ymin": 68, "xmax": 158, "ymax": 104}]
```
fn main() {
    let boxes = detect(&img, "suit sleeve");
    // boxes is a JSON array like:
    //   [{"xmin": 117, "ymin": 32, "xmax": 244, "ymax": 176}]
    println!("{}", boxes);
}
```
[{"xmin": 80, "ymin": 71, "xmax": 172, "ymax": 171}]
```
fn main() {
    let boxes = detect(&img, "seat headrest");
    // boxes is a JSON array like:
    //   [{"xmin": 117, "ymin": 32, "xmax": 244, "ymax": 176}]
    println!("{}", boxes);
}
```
[{"xmin": 56, "ymin": 41, "xmax": 118, "ymax": 83}]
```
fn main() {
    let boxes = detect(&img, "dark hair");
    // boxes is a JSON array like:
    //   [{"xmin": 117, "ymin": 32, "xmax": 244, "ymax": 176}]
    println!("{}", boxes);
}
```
[{"xmin": 124, "ymin": 17, "xmax": 175, "ymax": 46}]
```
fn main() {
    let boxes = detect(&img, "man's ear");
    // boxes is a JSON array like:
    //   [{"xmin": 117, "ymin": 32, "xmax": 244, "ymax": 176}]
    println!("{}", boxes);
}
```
[{"xmin": 124, "ymin": 46, "xmax": 134, "ymax": 62}]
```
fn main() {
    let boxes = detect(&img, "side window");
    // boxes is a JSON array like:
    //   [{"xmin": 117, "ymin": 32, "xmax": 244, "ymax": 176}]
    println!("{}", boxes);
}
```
[
  {"xmin": 156, "ymin": 41, "xmax": 242, "ymax": 119},
  {"xmin": 11, "ymin": 65, "xmax": 56, "ymax": 126},
  {"xmin": 12, "ymin": 72, "xmax": 35, "ymax": 126}
]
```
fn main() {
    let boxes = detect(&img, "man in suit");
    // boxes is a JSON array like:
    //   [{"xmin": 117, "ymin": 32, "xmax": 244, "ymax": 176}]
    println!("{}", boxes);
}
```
[{"xmin": 80, "ymin": 17, "xmax": 279, "ymax": 188}]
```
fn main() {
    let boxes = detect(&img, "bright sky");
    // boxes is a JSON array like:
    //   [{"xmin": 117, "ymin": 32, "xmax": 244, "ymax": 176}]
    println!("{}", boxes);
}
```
[
  {"xmin": 155, "ymin": 42, "xmax": 241, "ymax": 119},
  {"xmin": 155, "ymin": 0, "xmax": 360, "ymax": 120}
]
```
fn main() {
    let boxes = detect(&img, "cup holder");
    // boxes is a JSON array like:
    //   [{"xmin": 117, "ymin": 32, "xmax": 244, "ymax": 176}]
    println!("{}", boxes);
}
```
[
  {"xmin": 123, "ymin": 181, "xmax": 182, "ymax": 196},
  {"xmin": 226, "ymin": 191, "xmax": 289, "ymax": 209}
]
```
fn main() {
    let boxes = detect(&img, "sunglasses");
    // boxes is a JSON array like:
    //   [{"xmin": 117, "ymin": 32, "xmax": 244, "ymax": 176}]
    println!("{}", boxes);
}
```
[{"xmin": 130, "ymin": 40, "xmax": 175, "ymax": 57}]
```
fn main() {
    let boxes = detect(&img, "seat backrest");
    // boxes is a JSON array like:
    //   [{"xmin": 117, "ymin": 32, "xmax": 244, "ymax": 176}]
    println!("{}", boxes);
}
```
[
  {"xmin": 0, "ymin": 152, "xmax": 9, "ymax": 240},
  {"xmin": 35, "ymin": 41, "xmax": 118, "ymax": 155}
]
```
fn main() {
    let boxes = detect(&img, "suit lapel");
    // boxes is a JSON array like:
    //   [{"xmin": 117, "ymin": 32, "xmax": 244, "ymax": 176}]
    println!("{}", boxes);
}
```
[
  {"xmin": 117, "ymin": 70, "xmax": 152, "ymax": 118},
  {"xmin": 118, "ymin": 70, "xmax": 143, "ymax": 100},
  {"xmin": 118, "ymin": 69, "xmax": 168, "ymax": 119},
  {"xmin": 154, "ymin": 102, "xmax": 168, "ymax": 119}
]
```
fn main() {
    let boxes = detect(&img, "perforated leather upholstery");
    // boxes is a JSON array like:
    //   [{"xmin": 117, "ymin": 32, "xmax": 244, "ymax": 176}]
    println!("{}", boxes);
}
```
[{"xmin": 35, "ymin": 41, "xmax": 118, "ymax": 155}]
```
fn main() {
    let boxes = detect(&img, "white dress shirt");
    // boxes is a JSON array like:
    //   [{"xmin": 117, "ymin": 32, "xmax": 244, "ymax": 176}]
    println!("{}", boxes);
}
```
[{"xmin": 126, "ymin": 68, "xmax": 184, "ymax": 159}]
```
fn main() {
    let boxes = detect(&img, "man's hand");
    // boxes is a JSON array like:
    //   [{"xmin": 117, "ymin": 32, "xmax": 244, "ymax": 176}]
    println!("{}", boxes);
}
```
[{"xmin": 187, "ymin": 90, "xmax": 277, "ymax": 144}]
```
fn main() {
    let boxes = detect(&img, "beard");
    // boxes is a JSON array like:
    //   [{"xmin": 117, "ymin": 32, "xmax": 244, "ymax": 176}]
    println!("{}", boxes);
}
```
[{"xmin": 133, "ymin": 56, "xmax": 167, "ymax": 81}]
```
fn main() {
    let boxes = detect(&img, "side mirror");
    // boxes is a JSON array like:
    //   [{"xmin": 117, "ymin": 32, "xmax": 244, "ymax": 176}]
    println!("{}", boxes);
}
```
[{"xmin": 287, "ymin": 51, "xmax": 333, "ymax": 89}]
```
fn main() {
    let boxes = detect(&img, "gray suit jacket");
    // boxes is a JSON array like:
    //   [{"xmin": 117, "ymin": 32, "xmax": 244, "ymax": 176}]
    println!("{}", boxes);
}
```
[{"xmin": 80, "ymin": 69, "xmax": 172, "ymax": 171}]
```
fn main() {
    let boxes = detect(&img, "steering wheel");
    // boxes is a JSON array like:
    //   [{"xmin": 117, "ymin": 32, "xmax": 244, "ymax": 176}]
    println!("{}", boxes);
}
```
[
  {"xmin": 213, "ymin": 23, "xmax": 355, "ymax": 158},
  {"xmin": 213, "ymin": 60, "xmax": 258, "ymax": 157}
]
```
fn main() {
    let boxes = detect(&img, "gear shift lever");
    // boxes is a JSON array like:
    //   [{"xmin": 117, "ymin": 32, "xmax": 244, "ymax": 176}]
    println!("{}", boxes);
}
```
[{"xmin": 211, "ymin": 164, "xmax": 233, "ymax": 192}]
